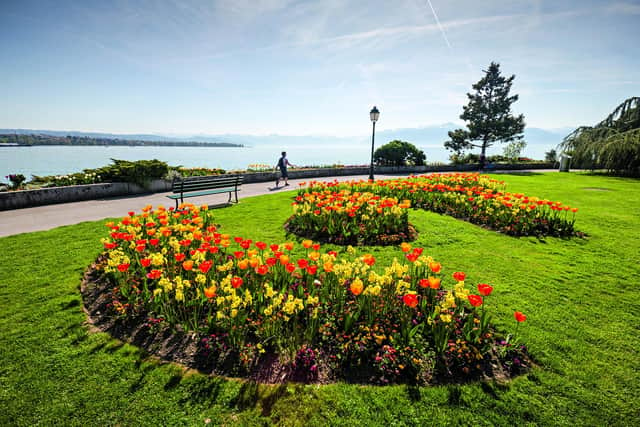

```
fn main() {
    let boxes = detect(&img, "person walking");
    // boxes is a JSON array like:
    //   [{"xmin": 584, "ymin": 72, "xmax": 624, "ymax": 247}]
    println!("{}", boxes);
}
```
[{"xmin": 275, "ymin": 151, "xmax": 295, "ymax": 187}]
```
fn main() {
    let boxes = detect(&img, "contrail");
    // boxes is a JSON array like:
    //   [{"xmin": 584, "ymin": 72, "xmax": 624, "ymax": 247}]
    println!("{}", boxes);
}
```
[{"xmin": 425, "ymin": 0, "xmax": 451, "ymax": 49}]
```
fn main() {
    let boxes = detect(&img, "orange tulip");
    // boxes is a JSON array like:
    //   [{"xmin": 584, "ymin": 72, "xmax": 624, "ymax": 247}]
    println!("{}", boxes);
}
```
[
  {"xmin": 350, "ymin": 281, "xmax": 364, "ymax": 296},
  {"xmin": 204, "ymin": 286, "xmax": 217, "ymax": 299},
  {"xmin": 429, "ymin": 262, "xmax": 441, "ymax": 273}
]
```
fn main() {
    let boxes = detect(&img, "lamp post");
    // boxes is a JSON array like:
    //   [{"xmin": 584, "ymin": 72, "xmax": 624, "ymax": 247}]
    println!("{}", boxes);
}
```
[{"xmin": 369, "ymin": 106, "xmax": 380, "ymax": 181}]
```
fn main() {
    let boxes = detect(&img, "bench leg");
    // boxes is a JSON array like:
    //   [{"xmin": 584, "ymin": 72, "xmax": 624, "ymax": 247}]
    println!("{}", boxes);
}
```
[{"xmin": 227, "ymin": 192, "xmax": 232, "ymax": 204}]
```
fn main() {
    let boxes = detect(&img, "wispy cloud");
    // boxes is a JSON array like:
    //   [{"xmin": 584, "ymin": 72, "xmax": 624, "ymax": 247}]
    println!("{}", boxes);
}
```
[{"xmin": 606, "ymin": 2, "xmax": 640, "ymax": 15}]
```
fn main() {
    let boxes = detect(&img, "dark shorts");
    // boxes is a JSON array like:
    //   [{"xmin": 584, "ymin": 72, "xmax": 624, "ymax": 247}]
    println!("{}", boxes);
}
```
[{"xmin": 279, "ymin": 168, "xmax": 288, "ymax": 178}]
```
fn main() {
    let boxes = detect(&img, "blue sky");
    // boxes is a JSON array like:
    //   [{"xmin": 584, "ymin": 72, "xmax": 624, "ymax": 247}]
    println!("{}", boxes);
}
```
[{"xmin": 1, "ymin": 0, "xmax": 639, "ymax": 136}]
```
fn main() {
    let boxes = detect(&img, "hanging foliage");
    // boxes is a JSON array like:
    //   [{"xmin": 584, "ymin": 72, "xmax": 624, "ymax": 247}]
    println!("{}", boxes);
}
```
[{"xmin": 559, "ymin": 97, "xmax": 640, "ymax": 176}]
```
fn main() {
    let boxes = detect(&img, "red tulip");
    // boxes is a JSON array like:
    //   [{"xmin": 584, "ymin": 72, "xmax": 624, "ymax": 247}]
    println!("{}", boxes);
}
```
[
  {"xmin": 199, "ymin": 260, "xmax": 213, "ymax": 274},
  {"xmin": 140, "ymin": 258, "xmax": 152, "ymax": 268},
  {"xmin": 514, "ymin": 311, "xmax": 527, "ymax": 322},
  {"xmin": 256, "ymin": 241, "xmax": 267, "ymax": 250},
  {"xmin": 406, "ymin": 253, "xmax": 418, "ymax": 263},
  {"xmin": 117, "ymin": 263, "xmax": 130, "ymax": 272},
  {"xmin": 403, "ymin": 294, "xmax": 419, "ymax": 308},
  {"xmin": 477, "ymin": 283, "xmax": 493, "ymax": 296},
  {"xmin": 104, "ymin": 242, "xmax": 117, "ymax": 250},
  {"xmin": 231, "ymin": 277, "xmax": 243, "ymax": 288},
  {"xmin": 146, "ymin": 269, "xmax": 162, "ymax": 280},
  {"xmin": 266, "ymin": 257, "xmax": 278, "ymax": 266},
  {"xmin": 468, "ymin": 294, "xmax": 483, "ymax": 307},
  {"xmin": 452, "ymin": 271, "xmax": 466, "ymax": 282},
  {"xmin": 255, "ymin": 265, "xmax": 269, "ymax": 275}
]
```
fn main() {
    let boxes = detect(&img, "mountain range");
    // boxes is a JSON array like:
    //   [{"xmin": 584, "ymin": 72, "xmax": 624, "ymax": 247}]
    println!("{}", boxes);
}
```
[{"xmin": 1, "ymin": 124, "xmax": 574, "ymax": 160}]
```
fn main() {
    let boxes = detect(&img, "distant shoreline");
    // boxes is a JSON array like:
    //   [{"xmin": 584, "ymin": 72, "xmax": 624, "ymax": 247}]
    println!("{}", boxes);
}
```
[
  {"xmin": 0, "ymin": 133, "xmax": 243, "ymax": 148},
  {"xmin": 0, "ymin": 142, "xmax": 244, "ymax": 147}
]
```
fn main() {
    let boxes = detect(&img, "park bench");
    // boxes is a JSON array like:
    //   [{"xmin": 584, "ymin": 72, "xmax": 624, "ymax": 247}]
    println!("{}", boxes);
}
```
[{"xmin": 166, "ymin": 175, "xmax": 243, "ymax": 209}]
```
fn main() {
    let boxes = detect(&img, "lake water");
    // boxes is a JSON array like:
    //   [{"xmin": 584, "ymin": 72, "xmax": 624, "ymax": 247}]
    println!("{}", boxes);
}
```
[{"xmin": 0, "ymin": 142, "xmax": 454, "ymax": 181}]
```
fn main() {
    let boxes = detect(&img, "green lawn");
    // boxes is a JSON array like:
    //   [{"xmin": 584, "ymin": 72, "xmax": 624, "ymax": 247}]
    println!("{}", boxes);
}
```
[{"xmin": 1, "ymin": 172, "xmax": 639, "ymax": 426}]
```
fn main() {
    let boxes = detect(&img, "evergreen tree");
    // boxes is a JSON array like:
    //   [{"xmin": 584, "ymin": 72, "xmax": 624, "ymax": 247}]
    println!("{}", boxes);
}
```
[{"xmin": 444, "ymin": 62, "xmax": 525, "ymax": 169}]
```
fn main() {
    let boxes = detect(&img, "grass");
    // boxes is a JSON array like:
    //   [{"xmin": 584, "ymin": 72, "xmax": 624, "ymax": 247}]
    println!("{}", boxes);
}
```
[{"xmin": 1, "ymin": 172, "xmax": 639, "ymax": 426}]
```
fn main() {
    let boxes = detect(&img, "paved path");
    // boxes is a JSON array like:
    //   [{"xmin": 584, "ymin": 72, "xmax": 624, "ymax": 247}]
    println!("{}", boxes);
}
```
[{"xmin": 0, "ymin": 174, "xmax": 402, "ymax": 238}]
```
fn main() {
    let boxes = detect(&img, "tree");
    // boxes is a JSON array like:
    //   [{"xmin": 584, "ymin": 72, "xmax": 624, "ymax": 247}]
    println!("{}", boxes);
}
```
[
  {"xmin": 559, "ymin": 97, "xmax": 640, "ymax": 176},
  {"xmin": 544, "ymin": 149, "xmax": 558, "ymax": 163},
  {"xmin": 374, "ymin": 140, "xmax": 426, "ymax": 166},
  {"xmin": 503, "ymin": 140, "xmax": 527, "ymax": 163},
  {"xmin": 444, "ymin": 62, "xmax": 525, "ymax": 169}
]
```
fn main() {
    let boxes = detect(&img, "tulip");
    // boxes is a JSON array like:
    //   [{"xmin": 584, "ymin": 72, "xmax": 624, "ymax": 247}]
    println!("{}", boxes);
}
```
[
  {"xmin": 514, "ymin": 311, "xmax": 527, "ymax": 322},
  {"xmin": 468, "ymin": 294, "xmax": 483, "ymax": 307},
  {"xmin": 403, "ymin": 293, "xmax": 419, "ymax": 308},
  {"xmin": 204, "ymin": 286, "xmax": 217, "ymax": 299},
  {"xmin": 477, "ymin": 283, "xmax": 493, "ymax": 296},
  {"xmin": 452, "ymin": 271, "xmax": 466, "ymax": 282},
  {"xmin": 231, "ymin": 277, "xmax": 243, "ymax": 288}
]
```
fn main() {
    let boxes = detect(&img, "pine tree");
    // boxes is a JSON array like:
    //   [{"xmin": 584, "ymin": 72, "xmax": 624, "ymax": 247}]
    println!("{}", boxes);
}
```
[{"xmin": 444, "ymin": 62, "xmax": 525, "ymax": 169}]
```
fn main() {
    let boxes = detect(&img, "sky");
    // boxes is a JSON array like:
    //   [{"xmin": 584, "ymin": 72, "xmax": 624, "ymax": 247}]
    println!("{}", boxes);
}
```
[{"xmin": 1, "ymin": 0, "xmax": 639, "ymax": 137}]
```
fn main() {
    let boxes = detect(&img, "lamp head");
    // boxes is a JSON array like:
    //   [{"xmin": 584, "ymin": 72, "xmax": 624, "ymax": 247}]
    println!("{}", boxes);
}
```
[{"xmin": 370, "ymin": 106, "xmax": 380, "ymax": 122}]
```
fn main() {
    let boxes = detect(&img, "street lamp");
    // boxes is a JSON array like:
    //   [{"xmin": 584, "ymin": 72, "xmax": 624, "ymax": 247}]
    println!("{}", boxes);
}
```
[{"xmin": 369, "ymin": 106, "xmax": 380, "ymax": 181}]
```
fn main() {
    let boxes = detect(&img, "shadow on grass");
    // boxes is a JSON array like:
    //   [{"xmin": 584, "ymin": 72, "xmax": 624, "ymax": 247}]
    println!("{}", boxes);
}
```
[
  {"xmin": 60, "ymin": 299, "xmax": 81, "ymax": 310},
  {"xmin": 231, "ymin": 382, "xmax": 302, "ymax": 417},
  {"xmin": 405, "ymin": 385, "xmax": 422, "ymax": 402},
  {"xmin": 177, "ymin": 375, "xmax": 226, "ymax": 407}
]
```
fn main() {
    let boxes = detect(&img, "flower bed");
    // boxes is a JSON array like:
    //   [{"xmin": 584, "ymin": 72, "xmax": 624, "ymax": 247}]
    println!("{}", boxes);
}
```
[
  {"xmin": 285, "ymin": 189, "xmax": 417, "ymax": 245},
  {"xmin": 86, "ymin": 203, "xmax": 530, "ymax": 385},
  {"xmin": 297, "ymin": 173, "xmax": 580, "ymax": 237}
]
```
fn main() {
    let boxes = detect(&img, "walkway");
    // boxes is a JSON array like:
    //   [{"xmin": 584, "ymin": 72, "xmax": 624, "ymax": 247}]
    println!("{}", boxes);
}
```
[{"xmin": 0, "ymin": 174, "xmax": 401, "ymax": 237}]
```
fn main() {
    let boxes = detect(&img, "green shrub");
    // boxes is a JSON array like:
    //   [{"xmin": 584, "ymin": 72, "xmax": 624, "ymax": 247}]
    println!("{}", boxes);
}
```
[
  {"xmin": 93, "ymin": 159, "xmax": 169, "ymax": 185},
  {"xmin": 374, "ymin": 140, "xmax": 426, "ymax": 166}
]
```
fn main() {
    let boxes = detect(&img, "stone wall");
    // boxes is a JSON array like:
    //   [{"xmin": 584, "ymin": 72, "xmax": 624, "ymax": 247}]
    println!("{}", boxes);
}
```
[{"xmin": 0, "ymin": 180, "xmax": 172, "ymax": 211}]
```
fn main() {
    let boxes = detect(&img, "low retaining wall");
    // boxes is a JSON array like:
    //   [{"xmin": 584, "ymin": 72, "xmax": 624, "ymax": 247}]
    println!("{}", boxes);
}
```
[
  {"xmin": 0, "ymin": 180, "xmax": 172, "ymax": 211},
  {"xmin": 0, "ymin": 163, "xmax": 554, "ymax": 211}
]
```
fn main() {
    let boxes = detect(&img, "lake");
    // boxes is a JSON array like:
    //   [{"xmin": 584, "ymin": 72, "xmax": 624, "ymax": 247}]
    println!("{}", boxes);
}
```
[{"xmin": 0, "ymin": 142, "xmax": 455, "ymax": 181}]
